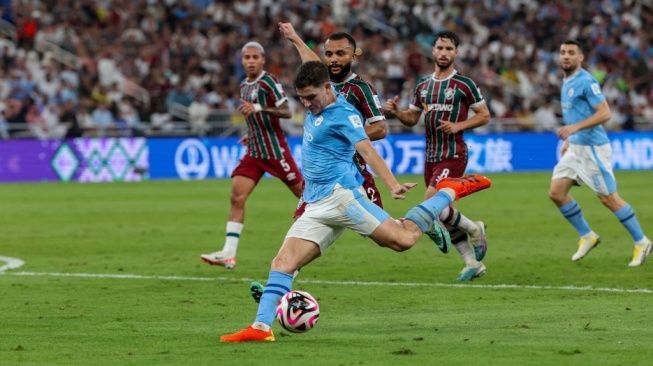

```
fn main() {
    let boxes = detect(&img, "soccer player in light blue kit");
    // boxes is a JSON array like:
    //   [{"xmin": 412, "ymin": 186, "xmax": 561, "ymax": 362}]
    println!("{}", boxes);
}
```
[
  {"xmin": 220, "ymin": 61, "xmax": 491, "ymax": 342},
  {"xmin": 549, "ymin": 40, "xmax": 652, "ymax": 267}
]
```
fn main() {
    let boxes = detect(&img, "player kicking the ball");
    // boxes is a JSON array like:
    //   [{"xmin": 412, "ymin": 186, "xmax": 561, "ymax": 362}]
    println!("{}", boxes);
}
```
[{"xmin": 219, "ymin": 61, "xmax": 491, "ymax": 342}]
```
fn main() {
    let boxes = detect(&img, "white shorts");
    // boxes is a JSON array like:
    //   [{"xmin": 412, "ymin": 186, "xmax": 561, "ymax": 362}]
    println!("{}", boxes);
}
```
[
  {"xmin": 286, "ymin": 184, "xmax": 391, "ymax": 253},
  {"xmin": 552, "ymin": 142, "xmax": 616, "ymax": 195}
]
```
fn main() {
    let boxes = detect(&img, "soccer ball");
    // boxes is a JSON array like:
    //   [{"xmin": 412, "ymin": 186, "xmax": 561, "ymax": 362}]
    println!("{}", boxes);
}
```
[{"xmin": 276, "ymin": 290, "xmax": 319, "ymax": 333}]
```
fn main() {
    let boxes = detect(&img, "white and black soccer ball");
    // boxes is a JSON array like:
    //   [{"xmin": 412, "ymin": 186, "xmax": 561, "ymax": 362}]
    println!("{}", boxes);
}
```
[{"xmin": 276, "ymin": 290, "xmax": 319, "ymax": 333}]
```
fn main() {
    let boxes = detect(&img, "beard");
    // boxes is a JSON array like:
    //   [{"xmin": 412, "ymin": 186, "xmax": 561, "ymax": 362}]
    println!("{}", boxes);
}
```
[
  {"xmin": 328, "ymin": 62, "xmax": 352, "ymax": 82},
  {"xmin": 561, "ymin": 63, "xmax": 579, "ymax": 74},
  {"xmin": 436, "ymin": 58, "xmax": 454, "ymax": 70}
]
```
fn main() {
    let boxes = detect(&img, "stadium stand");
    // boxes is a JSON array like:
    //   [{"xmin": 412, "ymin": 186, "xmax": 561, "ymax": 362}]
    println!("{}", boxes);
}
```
[{"xmin": 0, "ymin": 0, "xmax": 651, "ymax": 139}]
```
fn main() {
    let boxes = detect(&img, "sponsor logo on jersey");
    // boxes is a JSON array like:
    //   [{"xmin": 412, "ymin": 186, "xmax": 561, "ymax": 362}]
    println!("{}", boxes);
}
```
[
  {"xmin": 373, "ymin": 95, "xmax": 382, "ymax": 108},
  {"xmin": 424, "ymin": 104, "xmax": 454, "ymax": 112}
]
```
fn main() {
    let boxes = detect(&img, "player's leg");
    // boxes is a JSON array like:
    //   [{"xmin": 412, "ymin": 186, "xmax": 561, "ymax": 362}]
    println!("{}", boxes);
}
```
[
  {"xmin": 426, "ymin": 184, "xmax": 487, "ymax": 260},
  {"xmin": 425, "ymin": 160, "xmax": 488, "ymax": 264},
  {"xmin": 379, "ymin": 174, "xmax": 491, "ymax": 252},
  {"xmin": 585, "ymin": 143, "xmax": 652, "ymax": 266},
  {"xmin": 251, "ymin": 268, "xmax": 301, "ymax": 304},
  {"xmin": 452, "ymin": 238, "xmax": 486, "ymax": 281},
  {"xmin": 222, "ymin": 199, "xmax": 345, "ymax": 342},
  {"xmin": 599, "ymin": 191, "xmax": 652, "ymax": 266},
  {"xmin": 549, "ymin": 145, "xmax": 599, "ymax": 261},
  {"xmin": 201, "ymin": 175, "xmax": 257, "ymax": 268},
  {"xmin": 201, "ymin": 155, "xmax": 263, "ymax": 268},
  {"xmin": 220, "ymin": 236, "xmax": 322, "ymax": 342}
]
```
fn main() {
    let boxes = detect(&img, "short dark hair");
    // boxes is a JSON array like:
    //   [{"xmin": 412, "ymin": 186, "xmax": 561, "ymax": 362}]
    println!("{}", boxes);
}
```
[
  {"xmin": 562, "ymin": 39, "xmax": 583, "ymax": 53},
  {"xmin": 327, "ymin": 32, "xmax": 356, "ymax": 50},
  {"xmin": 294, "ymin": 61, "xmax": 330, "ymax": 90},
  {"xmin": 433, "ymin": 30, "xmax": 460, "ymax": 48}
]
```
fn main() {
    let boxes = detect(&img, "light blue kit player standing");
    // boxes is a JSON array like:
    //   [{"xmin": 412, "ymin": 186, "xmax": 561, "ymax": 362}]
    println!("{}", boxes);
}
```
[
  {"xmin": 548, "ymin": 40, "xmax": 652, "ymax": 267},
  {"xmin": 220, "ymin": 61, "xmax": 491, "ymax": 342}
]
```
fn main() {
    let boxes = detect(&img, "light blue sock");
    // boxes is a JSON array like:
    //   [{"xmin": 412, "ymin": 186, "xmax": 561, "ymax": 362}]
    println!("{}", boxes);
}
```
[
  {"xmin": 405, "ymin": 191, "xmax": 454, "ymax": 232},
  {"xmin": 559, "ymin": 200, "xmax": 591, "ymax": 236},
  {"xmin": 614, "ymin": 204, "xmax": 645, "ymax": 242},
  {"xmin": 255, "ymin": 271, "xmax": 293, "ymax": 326}
]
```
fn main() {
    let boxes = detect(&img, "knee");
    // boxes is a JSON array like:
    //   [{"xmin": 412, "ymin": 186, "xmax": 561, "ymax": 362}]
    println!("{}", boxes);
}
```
[
  {"xmin": 548, "ymin": 189, "xmax": 564, "ymax": 205},
  {"xmin": 598, "ymin": 193, "xmax": 624, "ymax": 211},
  {"xmin": 270, "ymin": 256, "xmax": 295, "ymax": 274},
  {"xmin": 230, "ymin": 191, "xmax": 247, "ymax": 206}
]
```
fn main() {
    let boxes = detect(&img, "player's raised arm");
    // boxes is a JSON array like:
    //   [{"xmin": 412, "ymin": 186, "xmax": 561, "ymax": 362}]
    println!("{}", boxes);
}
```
[{"xmin": 278, "ymin": 22, "xmax": 320, "ymax": 63}]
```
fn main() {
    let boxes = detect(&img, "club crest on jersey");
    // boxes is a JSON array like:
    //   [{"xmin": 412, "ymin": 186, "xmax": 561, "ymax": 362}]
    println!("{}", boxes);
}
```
[
  {"xmin": 314, "ymin": 116, "xmax": 324, "ymax": 126},
  {"xmin": 348, "ymin": 114, "xmax": 363, "ymax": 128},
  {"xmin": 444, "ymin": 88, "xmax": 455, "ymax": 100},
  {"xmin": 568, "ymin": 88, "xmax": 574, "ymax": 97}
]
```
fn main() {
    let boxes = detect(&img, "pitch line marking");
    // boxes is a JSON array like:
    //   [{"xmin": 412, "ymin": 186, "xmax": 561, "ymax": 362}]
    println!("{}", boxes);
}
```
[
  {"xmin": 4, "ymin": 271, "xmax": 652, "ymax": 294},
  {"xmin": 0, "ymin": 256, "xmax": 25, "ymax": 273}
]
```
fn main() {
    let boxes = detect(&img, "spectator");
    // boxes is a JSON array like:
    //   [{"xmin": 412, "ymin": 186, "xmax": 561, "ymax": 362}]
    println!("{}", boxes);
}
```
[
  {"xmin": 532, "ymin": 98, "xmax": 559, "ymax": 132},
  {"xmin": 90, "ymin": 101, "xmax": 114, "ymax": 135}
]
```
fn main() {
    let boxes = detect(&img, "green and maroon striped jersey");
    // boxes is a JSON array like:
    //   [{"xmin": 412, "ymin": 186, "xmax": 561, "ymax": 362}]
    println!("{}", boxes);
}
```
[
  {"xmin": 409, "ymin": 70, "xmax": 485, "ymax": 162},
  {"xmin": 332, "ymin": 73, "xmax": 385, "ymax": 125},
  {"xmin": 332, "ymin": 73, "xmax": 385, "ymax": 171},
  {"xmin": 239, "ymin": 71, "xmax": 290, "ymax": 160}
]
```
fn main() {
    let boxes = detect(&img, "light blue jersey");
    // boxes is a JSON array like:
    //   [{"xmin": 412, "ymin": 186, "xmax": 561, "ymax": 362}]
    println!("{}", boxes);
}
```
[
  {"xmin": 560, "ymin": 68, "xmax": 609, "ymax": 145},
  {"xmin": 302, "ymin": 93, "xmax": 369, "ymax": 203}
]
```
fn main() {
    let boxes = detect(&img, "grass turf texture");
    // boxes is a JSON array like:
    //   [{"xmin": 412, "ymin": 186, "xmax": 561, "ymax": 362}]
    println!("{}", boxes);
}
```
[{"xmin": 1, "ymin": 172, "xmax": 652, "ymax": 365}]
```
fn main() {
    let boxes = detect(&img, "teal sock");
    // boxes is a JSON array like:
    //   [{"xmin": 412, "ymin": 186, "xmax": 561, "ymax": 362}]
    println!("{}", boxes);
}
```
[{"xmin": 255, "ymin": 271, "xmax": 293, "ymax": 326}]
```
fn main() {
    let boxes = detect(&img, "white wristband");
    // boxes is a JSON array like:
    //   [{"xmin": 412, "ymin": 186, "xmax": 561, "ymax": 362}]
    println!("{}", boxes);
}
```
[{"xmin": 253, "ymin": 104, "xmax": 262, "ymax": 113}]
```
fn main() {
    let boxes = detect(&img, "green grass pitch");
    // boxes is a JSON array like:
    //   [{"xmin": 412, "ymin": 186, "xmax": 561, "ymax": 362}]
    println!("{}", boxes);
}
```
[{"xmin": 1, "ymin": 172, "xmax": 652, "ymax": 365}]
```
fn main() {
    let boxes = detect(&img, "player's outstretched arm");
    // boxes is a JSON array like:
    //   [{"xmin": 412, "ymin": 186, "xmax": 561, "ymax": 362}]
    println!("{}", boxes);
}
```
[
  {"xmin": 278, "ymin": 22, "xmax": 320, "ymax": 63},
  {"xmin": 354, "ymin": 139, "xmax": 416, "ymax": 200}
]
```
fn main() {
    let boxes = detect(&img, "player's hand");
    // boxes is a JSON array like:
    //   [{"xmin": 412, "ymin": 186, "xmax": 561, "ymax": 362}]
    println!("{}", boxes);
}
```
[
  {"xmin": 278, "ymin": 22, "xmax": 299, "ymax": 41},
  {"xmin": 390, "ymin": 182, "xmax": 417, "ymax": 200},
  {"xmin": 238, "ymin": 101, "xmax": 257, "ymax": 117},
  {"xmin": 436, "ymin": 120, "xmax": 461, "ymax": 134},
  {"xmin": 238, "ymin": 134, "xmax": 249, "ymax": 146},
  {"xmin": 556, "ymin": 125, "xmax": 578, "ymax": 141},
  {"xmin": 384, "ymin": 96, "xmax": 399, "ymax": 114}
]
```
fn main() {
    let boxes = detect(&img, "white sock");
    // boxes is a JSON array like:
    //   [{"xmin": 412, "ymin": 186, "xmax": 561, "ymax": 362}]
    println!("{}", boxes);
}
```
[
  {"xmin": 439, "ymin": 207, "xmax": 478, "ymax": 235},
  {"xmin": 635, "ymin": 237, "xmax": 650, "ymax": 246},
  {"xmin": 453, "ymin": 240, "xmax": 478, "ymax": 266},
  {"xmin": 223, "ymin": 221, "xmax": 244, "ymax": 255},
  {"xmin": 456, "ymin": 214, "xmax": 478, "ymax": 235},
  {"xmin": 582, "ymin": 231, "xmax": 598, "ymax": 240},
  {"xmin": 252, "ymin": 321, "xmax": 270, "ymax": 331}
]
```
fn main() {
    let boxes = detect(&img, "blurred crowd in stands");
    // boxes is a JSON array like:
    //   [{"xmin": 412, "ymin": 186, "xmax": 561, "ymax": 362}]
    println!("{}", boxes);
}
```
[{"xmin": 0, "ymin": 0, "xmax": 652, "ymax": 140}]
